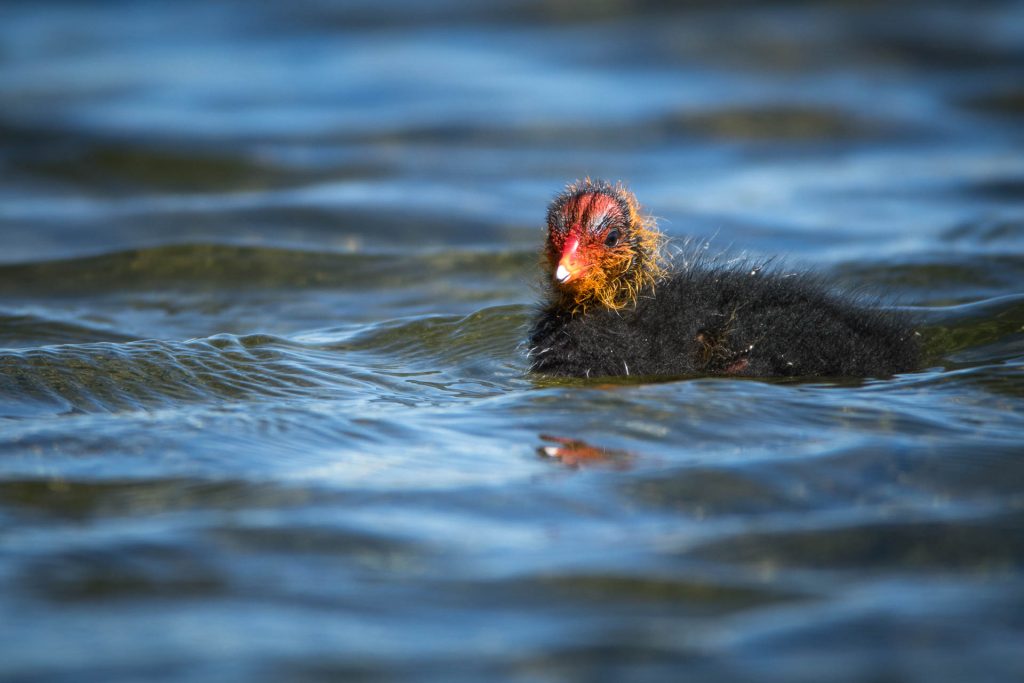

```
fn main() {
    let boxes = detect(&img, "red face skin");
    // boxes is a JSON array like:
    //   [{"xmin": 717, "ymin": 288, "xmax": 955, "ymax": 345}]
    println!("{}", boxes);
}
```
[{"xmin": 548, "ymin": 191, "xmax": 626, "ymax": 286}]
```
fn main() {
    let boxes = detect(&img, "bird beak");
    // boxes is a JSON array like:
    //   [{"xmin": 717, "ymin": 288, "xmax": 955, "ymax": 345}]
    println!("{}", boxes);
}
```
[{"xmin": 556, "ymin": 234, "xmax": 582, "ymax": 284}]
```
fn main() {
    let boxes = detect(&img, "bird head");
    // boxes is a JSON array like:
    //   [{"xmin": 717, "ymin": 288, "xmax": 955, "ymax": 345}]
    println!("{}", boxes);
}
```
[{"xmin": 545, "ymin": 179, "xmax": 665, "ymax": 312}]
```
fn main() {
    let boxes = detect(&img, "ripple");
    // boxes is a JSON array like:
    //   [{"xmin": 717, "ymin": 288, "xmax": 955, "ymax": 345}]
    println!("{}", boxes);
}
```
[
  {"xmin": 0, "ymin": 244, "xmax": 537, "ymax": 293},
  {"xmin": 320, "ymin": 304, "xmax": 528, "ymax": 369},
  {"xmin": 0, "ymin": 334, "xmax": 358, "ymax": 416},
  {"xmin": 0, "ymin": 478, "xmax": 323, "ymax": 521},
  {"xmin": 835, "ymin": 256, "xmax": 1024, "ymax": 307},
  {"xmin": 1, "ymin": 120, "xmax": 307, "ymax": 194},
  {"xmin": 19, "ymin": 540, "xmax": 226, "ymax": 602},
  {"xmin": 687, "ymin": 511, "xmax": 1024, "ymax": 573},
  {"xmin": 962, "ymin": 85, "xmax": 1024, "ymax": 119},
  {"xmin": 914, "ymin": 293, "xmax": 1024, "ymax": 366},
  {"xmin": 0, "ymin": 311, "xmax": 135, "ymax": 349},
  {"xmin": 660, "ymin": 105, "xmax": 905, "ymax": 142},
  {"xmin": 942, "ymin": 217, "xmax": 1024, "ymax": 245},
  {"xmin": 0, "ymin": 304, "xmax": 530, "ymax": 419}
]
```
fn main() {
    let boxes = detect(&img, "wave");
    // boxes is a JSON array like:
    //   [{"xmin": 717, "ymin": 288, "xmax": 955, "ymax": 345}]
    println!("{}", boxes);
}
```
[
  {"xmin": 0, "ymin": 312, "xmax": 136, "ymax": 349},
  {"xmin": 0, "ymin": 305, "xmax": 530, "ymax": 418},
  {"xmin": 0, "ymin": 243, "xmax": 537, "ymax": 294}
]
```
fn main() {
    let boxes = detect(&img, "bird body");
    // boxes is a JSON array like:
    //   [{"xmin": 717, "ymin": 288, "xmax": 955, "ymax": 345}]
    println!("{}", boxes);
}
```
[{"xmin": 528, "ymin": 180, "xmax": 920, "ymax": 378}]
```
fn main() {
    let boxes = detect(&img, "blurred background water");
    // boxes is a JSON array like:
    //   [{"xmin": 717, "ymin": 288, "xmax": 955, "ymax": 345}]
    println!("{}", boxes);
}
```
[{"xmin": 1, "ymin": 1, "xmax": 1023, "ymax": 681}]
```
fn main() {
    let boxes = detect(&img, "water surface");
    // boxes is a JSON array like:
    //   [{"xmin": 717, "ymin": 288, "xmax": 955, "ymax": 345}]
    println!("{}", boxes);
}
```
[{"xmin": 1, "ymin": 1, "xmax": 1023, "ymax": 681}]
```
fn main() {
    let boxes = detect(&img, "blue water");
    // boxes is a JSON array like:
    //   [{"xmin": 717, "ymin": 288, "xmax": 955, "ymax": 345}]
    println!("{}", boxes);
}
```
[{"xmin": 1, "ymin": 1, "xmax": 1023, "ymax": 681}]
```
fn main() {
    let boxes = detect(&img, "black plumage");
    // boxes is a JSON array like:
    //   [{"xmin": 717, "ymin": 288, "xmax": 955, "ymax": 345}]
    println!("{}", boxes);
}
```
[{"xmin": 528, "ymin": 180, "xmax": 920, "ymax": 379}]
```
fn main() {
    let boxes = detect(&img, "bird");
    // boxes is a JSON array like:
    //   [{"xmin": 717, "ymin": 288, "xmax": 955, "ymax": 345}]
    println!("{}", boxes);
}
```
[{"xmin": 528, "ymin": 179, "xmax": 920, "ymax": 378}]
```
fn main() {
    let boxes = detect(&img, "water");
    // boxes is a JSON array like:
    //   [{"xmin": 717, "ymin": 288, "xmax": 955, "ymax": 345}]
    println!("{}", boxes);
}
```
[{"xmin": 1, "ymin": 1, "xmax": 1023, "ymax": 681}]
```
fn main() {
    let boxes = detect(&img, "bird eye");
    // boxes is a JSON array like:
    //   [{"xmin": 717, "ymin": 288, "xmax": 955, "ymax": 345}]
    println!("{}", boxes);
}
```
[{"xmin": 604, "ymin": 229, "xmax": 620, "ymax": 247}]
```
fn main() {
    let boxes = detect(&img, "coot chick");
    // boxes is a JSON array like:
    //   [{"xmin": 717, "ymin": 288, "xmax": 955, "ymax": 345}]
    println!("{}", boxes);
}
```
[{"xmin": 528, "ymin": 179, "xmax": 920, "ymax": 378}]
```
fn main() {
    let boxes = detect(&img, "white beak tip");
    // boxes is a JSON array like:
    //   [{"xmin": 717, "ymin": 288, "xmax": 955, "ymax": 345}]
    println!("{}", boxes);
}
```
[{"xmin": 555, "ymin": 264, "xmax": 571, "ymax": 283}]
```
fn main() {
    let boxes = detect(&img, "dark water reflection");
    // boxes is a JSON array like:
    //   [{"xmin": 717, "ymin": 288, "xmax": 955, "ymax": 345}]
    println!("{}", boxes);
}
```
[{"xmin": 1, "ymin": 1, "xmax": 1023, "ymax": 681}]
